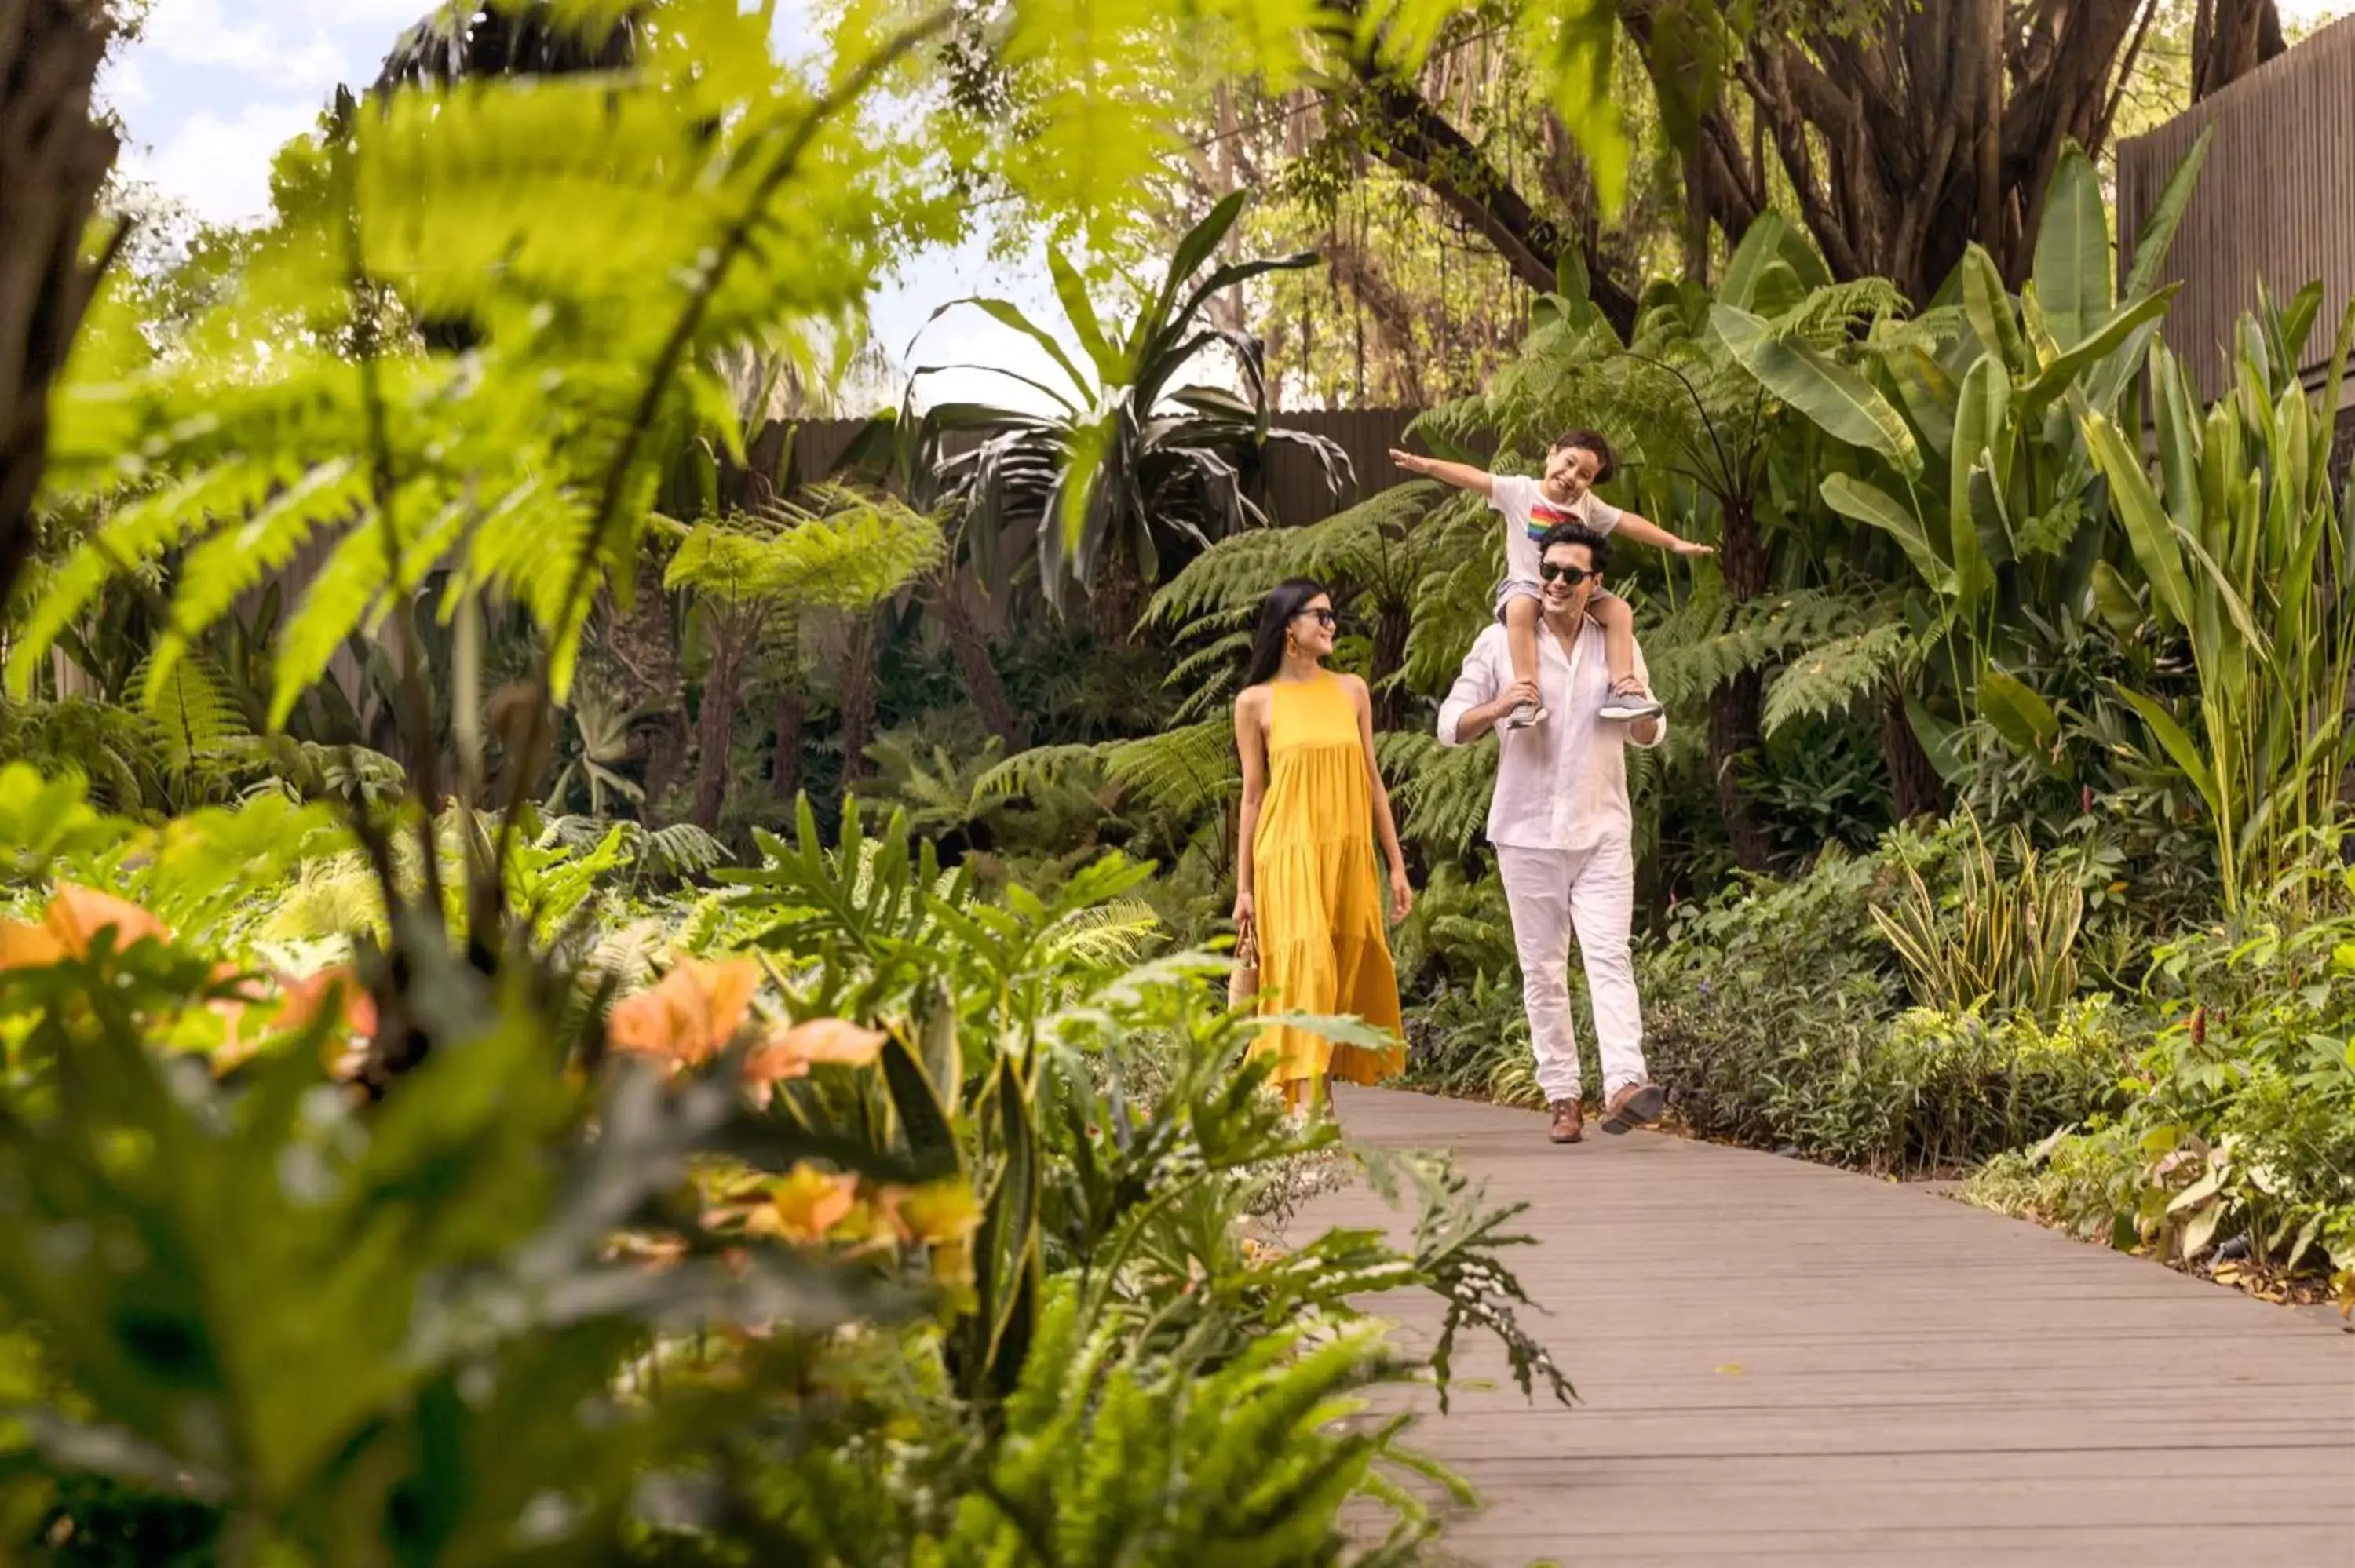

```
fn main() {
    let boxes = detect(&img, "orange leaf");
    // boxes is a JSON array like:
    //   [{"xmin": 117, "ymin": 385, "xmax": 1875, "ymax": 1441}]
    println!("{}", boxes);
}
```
[
  {"xmin": 0, "ymin": 918, "xmax": 67, "ymax": 972},
  {"xmin": 276, "ymin": 965, "xmax": 378, "ymax": 1041},
  {"xmin": 43, "ymin": 883, "xmax": 170, "ymax": 957},
  {"xmin": 743, "ymin": 1016, "xmax": 888, "ymax": 1090},
  {"xmin": 608, "ymin": 957, "xmax": 758, "ymax": 1066}
]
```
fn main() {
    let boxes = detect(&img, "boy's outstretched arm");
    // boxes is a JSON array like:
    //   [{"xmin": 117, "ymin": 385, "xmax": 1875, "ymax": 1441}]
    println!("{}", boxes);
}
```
[
  {"xmin": 1389, "ymin": 449, "xmax": 1492, "ymax": 496},
  {"xmin": 1612, "ymin": 509, "xmax": 1714, "ymax": 556}
]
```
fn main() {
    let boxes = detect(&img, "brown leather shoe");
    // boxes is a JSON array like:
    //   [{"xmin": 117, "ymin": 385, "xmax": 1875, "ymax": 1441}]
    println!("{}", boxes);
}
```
[
  {"xmin": 1548, "ymin": 1099, "xmax": 1584, "ymax": 1143},
  {"xmin": 1602, "ymin": 1080, "xmax": 1666, "ymax": 1135}
]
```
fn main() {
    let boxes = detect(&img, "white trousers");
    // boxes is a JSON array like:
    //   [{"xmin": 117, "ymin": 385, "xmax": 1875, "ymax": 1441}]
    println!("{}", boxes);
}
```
[{"xmin": 1496, "ymin": 838, "xmax": 1647, "ymax": 1106}]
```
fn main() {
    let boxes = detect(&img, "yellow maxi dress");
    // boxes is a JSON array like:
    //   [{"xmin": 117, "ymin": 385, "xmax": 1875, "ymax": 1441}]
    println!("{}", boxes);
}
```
[{"xmin": 1250, "ymin": 673, "xmax": 1405, "ymax": 1106}]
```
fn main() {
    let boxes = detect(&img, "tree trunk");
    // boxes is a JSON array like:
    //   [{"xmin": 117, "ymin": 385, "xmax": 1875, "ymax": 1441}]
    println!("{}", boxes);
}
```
[
  {"xmin": 691, "ymin": 612, "xmax": 756, "ymax": 832},
  {"xmin": 1707, "ymin": 671, "xmax": 1773, "ymax": 871},
  {"xmin": 838, "ymin": 611, "xmax": 878, "ymax": 786},
  {"xmin": 772, "ymin": 618, "xmax": 805, "ymax": 804},
  {"xmin": 1371, "ymin": 600, "xmax": 1411, "ymax": 731},
  {"xmin": 1710, "ymin": 498, "xmax": 1773, "ymax": 871},
  {"xmin": 2194, "ymin": 0, "xmax": 2288, "ymax": 102},
  {"xmin": 930, "ymin": 567, "xmax": 1024, "ymax": 747},
  {"xmin": 603, "ymin": 552, "xmax": 688, "ymax": 822},
  {"xmin": 0, "ymin": 1, "xmax": 122, "ymax": 611},
  {"xmin": 1882, "ymin": 687, "xmax": 1945, "ymax": 822}
]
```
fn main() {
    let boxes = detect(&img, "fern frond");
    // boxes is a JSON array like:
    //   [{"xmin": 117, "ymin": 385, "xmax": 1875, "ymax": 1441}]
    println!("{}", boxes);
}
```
[
  {"xmin": 666, "ymin": 492, "xmax": 943, "ymax": 612},
  {"xmin": 132, "ymin": 653, "xmax": 250, "ymax": 779},
  {"xmin": 1379, "ymin": 730, "xmax": 1499, "ymax": 859},
  {"xmin": 150, "ymin": 461, "xmax": 369, "ymax": 697},
  {"xmin": 1103, "ymin": 721, "xmax": 1236, "ymax": 819},
  {"xmin": 1762, "ymin": 621, "xmax": 1912, "ymax": 735},
  {"xmin": 975, "ymin": 744, "xmax": 1107, "ymax": 806}
]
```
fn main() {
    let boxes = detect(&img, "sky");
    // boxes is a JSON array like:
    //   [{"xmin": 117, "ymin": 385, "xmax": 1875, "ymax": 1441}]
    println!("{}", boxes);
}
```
[
  {"xmin": 104, "ymin": 0, "xmax": 1064, "ymax": 414},
  {"xmin": 105, "ymin": 1, "xmax": 2355, "ymax": 417}
]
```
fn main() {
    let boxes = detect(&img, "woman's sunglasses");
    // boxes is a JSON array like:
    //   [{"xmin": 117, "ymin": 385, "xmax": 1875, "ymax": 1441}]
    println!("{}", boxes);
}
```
[
  {"xmin": 1292, "ymin": 607, "xmax": 1339, "ymax": 627},
  {"xmin": 1539, "ymin": 561, "xmax": 1595, "ymax": 586}
]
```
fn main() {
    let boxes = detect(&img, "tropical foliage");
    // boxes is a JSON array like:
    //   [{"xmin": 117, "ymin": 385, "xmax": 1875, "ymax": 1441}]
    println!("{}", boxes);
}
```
[{"xmin": 4, "ymin": 1, "xmax": 2355, "ymax": 1559}]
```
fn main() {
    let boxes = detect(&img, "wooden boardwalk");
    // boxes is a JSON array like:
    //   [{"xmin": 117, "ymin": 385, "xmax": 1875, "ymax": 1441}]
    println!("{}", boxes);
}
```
[{"xmin": 1302, "ymin": 1087, "xmax": 2355, "ymax": 1566}]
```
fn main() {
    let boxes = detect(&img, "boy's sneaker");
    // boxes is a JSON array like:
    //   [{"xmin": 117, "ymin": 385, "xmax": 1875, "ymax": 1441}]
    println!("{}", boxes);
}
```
[
  {"xmin": 1598, "ymin": 684, "xmax": 1663, "ymax": 723},
  {"xmin": 1504, "ymin": 700, "xmax": 1550, "ymax": 729}
]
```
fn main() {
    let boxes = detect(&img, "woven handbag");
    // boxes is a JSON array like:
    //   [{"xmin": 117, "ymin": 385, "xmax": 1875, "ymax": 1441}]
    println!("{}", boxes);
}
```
[{"xmin": 1228, "ymin": 918, "xmax": 1261, "ymax": 1009}]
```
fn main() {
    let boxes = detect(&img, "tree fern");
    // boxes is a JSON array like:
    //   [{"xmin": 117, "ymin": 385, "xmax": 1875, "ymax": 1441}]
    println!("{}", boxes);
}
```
[
  {"xmin": 664, "ymin": 488, "xmax": 942, "ymax": 614},
  {"xmin": 1762, "ymin": 619, "xmax": 1912, "ymax": 735},
  {"xmin": 130, "ymin": 651, "xmax": 251, "ymax": 787},
  {"xmin": 1378, "ymin": 731, "xmax": 1497, "ymax": 860},
  {"xmin": 1102, "ymin": 721, "xmax": 1237, "ymax": 820}
]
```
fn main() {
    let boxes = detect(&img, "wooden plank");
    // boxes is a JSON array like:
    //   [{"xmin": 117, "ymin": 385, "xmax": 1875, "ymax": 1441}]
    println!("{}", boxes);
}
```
[{"xmin": 1301, "ymin": 1086, "xmax": 2355, "ymax": 1566}]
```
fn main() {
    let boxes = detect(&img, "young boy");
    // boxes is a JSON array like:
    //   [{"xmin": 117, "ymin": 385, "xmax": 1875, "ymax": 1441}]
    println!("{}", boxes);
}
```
[{"xmin": 1391, "ymin": 430, "xmax": 1712, "ymax": 727}]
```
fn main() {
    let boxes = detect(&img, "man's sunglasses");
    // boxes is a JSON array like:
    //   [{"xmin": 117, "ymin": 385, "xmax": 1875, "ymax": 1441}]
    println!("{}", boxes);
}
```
[
  {"xmin": 1539, "ymin": 561, "xmax": 1595, "ymax": 586},
  {"xmin": 1292, "ymin": 607, "xmax": 1339, "ymax": 627}
]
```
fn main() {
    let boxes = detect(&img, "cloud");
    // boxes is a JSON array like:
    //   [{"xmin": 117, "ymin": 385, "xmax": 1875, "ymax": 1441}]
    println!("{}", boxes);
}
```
[
  {"xmin": 97, "ymin": 53, "xmax": 149, "ymax": 114},
  {"xmin": 126, "ymin": 101, "xmax": 323, "ymax": 226},
  {"xmin": 142, "ymin": 0, "xmax": 345, "ymax": 81}
]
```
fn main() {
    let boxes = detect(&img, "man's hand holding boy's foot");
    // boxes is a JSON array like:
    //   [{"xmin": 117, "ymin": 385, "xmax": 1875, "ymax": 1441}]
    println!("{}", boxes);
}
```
[
  {"xmin": 1498, "ymin": 676, "xmax": 1547, "ymax": 730},
  {"xmin": 1598, "ymin": 675, "xmax": 1663, "ymax": 724}
]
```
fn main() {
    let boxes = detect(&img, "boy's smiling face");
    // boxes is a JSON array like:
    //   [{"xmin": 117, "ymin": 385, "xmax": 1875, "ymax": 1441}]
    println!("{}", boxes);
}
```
[{"xmin": 1543, "ymin": 443, "xmax": 1601, "ymax": 503}]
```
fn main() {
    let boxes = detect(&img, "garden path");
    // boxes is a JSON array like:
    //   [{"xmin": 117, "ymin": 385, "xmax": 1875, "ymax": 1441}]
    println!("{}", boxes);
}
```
[{"xmin": 1304, "ymin": 1086, "xmax": 2355, "ymax": 1567}]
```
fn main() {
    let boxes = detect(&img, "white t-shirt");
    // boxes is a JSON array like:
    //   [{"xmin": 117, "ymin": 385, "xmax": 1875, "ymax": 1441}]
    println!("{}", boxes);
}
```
[{"xmin": 1489, "ymin": 473, "xmax": 1623, "ymax": 586}]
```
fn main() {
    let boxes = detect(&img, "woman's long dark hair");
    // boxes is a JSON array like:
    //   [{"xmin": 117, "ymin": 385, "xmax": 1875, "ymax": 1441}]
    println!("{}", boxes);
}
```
[{"xmin": 1245, "ymin": 578, "xmax": 1332, "ymax": 687}]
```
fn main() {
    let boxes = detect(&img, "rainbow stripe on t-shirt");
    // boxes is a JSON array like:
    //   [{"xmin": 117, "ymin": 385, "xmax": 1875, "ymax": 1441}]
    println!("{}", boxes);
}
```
[{"xmin": 1526, "ymin": 498, "xmax": 1577, "ymax": 539}]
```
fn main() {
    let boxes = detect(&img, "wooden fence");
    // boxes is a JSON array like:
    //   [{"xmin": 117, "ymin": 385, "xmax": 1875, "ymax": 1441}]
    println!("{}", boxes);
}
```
[{"xmin": 2117, "ymin": 14, "xmax": 2355, "ymax": 410}]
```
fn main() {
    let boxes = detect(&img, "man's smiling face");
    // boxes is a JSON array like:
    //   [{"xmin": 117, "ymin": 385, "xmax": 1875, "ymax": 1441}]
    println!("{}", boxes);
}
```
[{"xmin": 1539, "ymin": 541, "xmax": 1598, "ymax": 617}]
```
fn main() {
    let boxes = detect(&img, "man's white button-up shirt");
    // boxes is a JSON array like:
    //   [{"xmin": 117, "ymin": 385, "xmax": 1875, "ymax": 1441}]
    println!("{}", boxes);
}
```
[{"xmin": 1436, "ymin": 618, "xmax": 1665, "ymax": 853}]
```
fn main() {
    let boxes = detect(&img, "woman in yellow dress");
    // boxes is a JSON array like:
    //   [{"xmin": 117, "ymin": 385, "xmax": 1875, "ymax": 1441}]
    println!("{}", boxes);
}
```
[{"xmin": 1232, "ymin": 578, "xmax": 1412, "ymax": 1112}]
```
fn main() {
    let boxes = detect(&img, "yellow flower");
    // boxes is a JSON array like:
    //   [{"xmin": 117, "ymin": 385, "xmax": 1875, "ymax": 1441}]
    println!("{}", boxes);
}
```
[
  {"xmin": 743, "ymin": 1164, "xmax": 861, "ymax": 1244},
  {"xmin": 882, "ymin": 1179, "xmax": 981, "ymax": 1246}
]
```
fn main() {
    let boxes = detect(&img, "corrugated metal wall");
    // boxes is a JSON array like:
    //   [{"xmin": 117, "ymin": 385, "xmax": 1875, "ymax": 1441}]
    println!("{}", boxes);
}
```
[{"xmin": 2116, "ymin": 15, "xmax": 2355, "ymax": 407}]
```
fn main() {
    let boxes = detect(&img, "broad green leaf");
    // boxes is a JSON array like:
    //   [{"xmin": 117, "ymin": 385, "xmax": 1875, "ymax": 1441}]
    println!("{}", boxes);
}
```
[
  {"xmin": 2116, "ymin": 684, "xmax": 2217, "ymax": 804},
  {"xmin": 1718, "ymin": 213, "xmax": 1787, "ymax": 312},
  {"xmin": 1821, "ymin": 473, "xmax": 1952, "ymax": 595},
  {"xmin": 1891, "ymin": 348, "xmax": 1959, "ymax": 461},
  {"xmin": 2032, "ymin": 140, "xmax": 2110, "ymax": 348},
  {"xmin": 1960, "ymin": 244, "xmax": 2027, "ymax": 375},
  {"xmin": 918, "ymin": 297, "xmax": 1089, "ymax": 403},
  {"xmin": 1155, "ymin": 188, "xmax": 1247, "ymax": 325},
  {"xmin": 1978, "ymin": 667, "xmax": 2061, "ymax": 761},
  {"xmin": 1046, "ymin": 247, "xmax": 1119, "ymax": 382},
  {"xmin": 2020, "ymin": 289, "xmax": 2176, "ymax": 409},
  {"xmin": 2123, "ymin": 126, "xmax": 2212, "ymax": 300},
  {"xmin": 2082, "ymin": 409, "xmax": 2194, "ymax": 626},
  {"xmin": 1948, "ymin": 356, "xmax": 2006, "ymax": 611},
  {"xmin": 1903, "ymin": 695, "xmax": 1968, "ymax": 785},
  {"xmin": 2090, "ymin": 560, "xmax": 2145, "ymax": 638},
  {"xmin": 1555, "ymin": 243, "xmax": 1590, "ymax": 308},
  {"xmin": 1714, "ymin": 304, "xmax": 1922, "ymax": 475}
]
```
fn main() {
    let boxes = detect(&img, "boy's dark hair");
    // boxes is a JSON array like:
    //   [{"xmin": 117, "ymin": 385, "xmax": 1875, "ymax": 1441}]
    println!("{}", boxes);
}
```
[
  {"xmin": 1548, "ymin": 428, "xmax": 1617, "ymax": 484},
  {"xmin": 1537, "ymin": 520, "xmax": 1610, "ymax": 575}
]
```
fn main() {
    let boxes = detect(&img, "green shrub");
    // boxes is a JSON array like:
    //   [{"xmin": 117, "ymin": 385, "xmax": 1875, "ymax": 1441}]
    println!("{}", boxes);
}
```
[{"xmin": 1969, "ymin": 887, "xmax": 2355, "ymax": 1300}]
